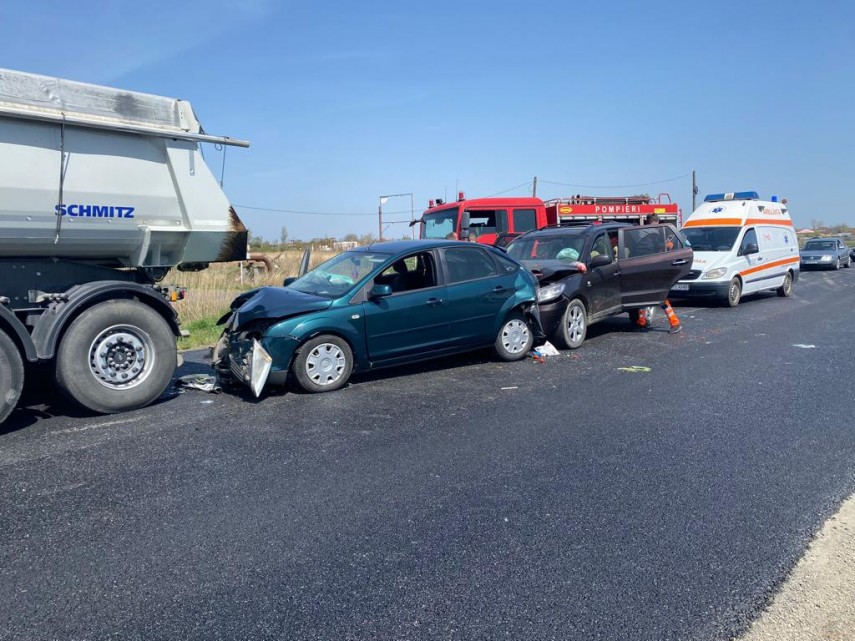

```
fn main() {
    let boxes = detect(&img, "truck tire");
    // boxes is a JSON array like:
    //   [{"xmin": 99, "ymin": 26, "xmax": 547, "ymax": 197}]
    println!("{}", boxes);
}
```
[
  {"xmin": 0, "ymin": 330, "xmax": 24, "ymax": 424},
  {"xmin": 55, "ymin": 300, "xmax": 177, "ymax": 414},
  {"xmin": 553, "ymin": 299, "xmax": 587, "ymax": 349}
]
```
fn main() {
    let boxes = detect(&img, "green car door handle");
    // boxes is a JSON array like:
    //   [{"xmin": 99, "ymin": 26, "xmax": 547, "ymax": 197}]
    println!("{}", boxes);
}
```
[{"xmin": 426, "ymin": 297, "xmax": 443, "ymax": 307}]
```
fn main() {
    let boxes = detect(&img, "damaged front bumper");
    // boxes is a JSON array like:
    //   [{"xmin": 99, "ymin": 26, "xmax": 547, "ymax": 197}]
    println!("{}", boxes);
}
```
[{"xmin": 214, "ymin": 330, "xmax": 297, "ymax": 397}]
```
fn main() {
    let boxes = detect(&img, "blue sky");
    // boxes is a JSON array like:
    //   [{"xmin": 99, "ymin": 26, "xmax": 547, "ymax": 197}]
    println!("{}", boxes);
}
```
[{"xmin": 3, "ymin": 0, "xmax": 853, "ymax": 239}]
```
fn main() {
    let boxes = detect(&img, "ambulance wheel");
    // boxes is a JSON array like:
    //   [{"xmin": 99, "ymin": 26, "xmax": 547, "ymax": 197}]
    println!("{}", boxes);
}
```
[
  {"xmin": 553, "ymin": 299, "xmax": 587, "ymax": 350},
  {"xmin": 726, "ymin": 278, "xmax": 742, "ymax": 307},
  {"xmin": 0, "ymin": 330, "xmax": 24, "ymax": 424},
  {"xmin": 292, "ymin": 335, "xmax": 353, "ymax": 393},
  {"xmin": 55, "ymin": 300, "xmax": 177, "ymax": 414},
  {"xmin": 495, "ymin": 312, "xmax": 533, "ymax": 361},
  {"xmin": 777, "ymin": 272, "xmax": 794, "ymax": 297}
]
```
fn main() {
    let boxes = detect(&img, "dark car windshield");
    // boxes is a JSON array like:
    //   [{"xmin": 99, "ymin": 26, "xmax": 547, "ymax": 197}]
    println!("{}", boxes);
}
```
[
  {"xmin": 681, "ymin": 226, "xmax": 740, "ymax": 251},
  {"xmin": 507, "ymin": 234, "xmax": 586, "ymax": 262},
  {"xmin": 422, "ymin": 207, "xmax": 459, "ymax": 239},
  {"xmin": 289, "ymin": 251, "xmax": 391, "ymax": 298},
  {"xmin": 803, "ymin": 240, "xmax": 835, "ymax": 250}
]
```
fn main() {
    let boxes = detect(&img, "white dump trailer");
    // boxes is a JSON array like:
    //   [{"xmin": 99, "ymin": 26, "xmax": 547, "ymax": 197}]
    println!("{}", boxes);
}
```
[{"xmin": 0, "ymin": 68, "xmax": 249, "ymax": 423}]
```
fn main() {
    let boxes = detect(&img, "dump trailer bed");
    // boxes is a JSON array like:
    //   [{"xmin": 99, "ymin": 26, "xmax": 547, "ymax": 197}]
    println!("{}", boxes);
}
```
[{"xmin": 0, "ymin": 68, "xmax": 250, "ymax": 424}]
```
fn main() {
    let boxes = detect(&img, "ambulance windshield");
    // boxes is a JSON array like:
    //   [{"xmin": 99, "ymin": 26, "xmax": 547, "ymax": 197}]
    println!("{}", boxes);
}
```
[{"xmin": 681, "ymin": 227, "xmax": 740, "ymax": 252}]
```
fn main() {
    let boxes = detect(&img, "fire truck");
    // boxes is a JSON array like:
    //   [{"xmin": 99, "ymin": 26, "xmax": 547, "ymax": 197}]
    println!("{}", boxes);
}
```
[{"xmin": 414, "ymin": 192, "xmax": 681, "ymax": 245}]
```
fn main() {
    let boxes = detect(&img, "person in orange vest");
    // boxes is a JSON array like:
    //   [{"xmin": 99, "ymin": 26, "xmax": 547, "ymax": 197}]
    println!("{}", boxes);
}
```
[{"xmin": 636, "ymin": 214, "xmax": 682, "ymax": 333}]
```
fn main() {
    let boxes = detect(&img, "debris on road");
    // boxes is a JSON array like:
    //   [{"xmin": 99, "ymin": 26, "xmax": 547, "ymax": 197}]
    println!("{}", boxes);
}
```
[{"xmin": 174, "ymin": 374, "xmax": 222, "ymax": 394}]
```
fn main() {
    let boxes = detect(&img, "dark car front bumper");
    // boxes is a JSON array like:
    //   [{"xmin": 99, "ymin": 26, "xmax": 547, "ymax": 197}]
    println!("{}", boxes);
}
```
[{"xmin": 537, "ymin": 298, "xmax": 569, "ymax": 338}]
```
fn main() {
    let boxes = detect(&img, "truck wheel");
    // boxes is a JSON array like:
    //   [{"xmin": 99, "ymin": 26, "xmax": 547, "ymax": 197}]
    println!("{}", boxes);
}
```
[
  {"xmin": 777, "ymin": 272, "xmax": 794, "ymax": 297},
  {"xmin": 55, "ymin": 300, "xmax": 176, "ymax": 414},
  {"xmin": 494, "ymin": 312, "xmax": 533, "ymax": 361},
  {"xmin": 0, "ymin": 330, "xmax": 24, "ymax": 424},
  {"xmin": 553, "ymin": 299, "xmax": 587, "ymax": 349},
  {"xmin": 292, "ymin": 335, "xmax": 353, "ymax": 393},
  {"xmin": 726, "ymin": 278, "xmax": 742, "ymax": 307}
]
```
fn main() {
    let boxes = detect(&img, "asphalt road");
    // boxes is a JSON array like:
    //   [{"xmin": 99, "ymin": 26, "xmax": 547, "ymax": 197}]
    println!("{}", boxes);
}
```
[{"xmin": 2, "ymin": 268, "xmax": 854, "ymax": 641}]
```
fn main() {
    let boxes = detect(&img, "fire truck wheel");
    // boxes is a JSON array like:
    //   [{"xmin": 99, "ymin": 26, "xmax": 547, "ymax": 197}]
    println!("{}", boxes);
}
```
[
  {"xmin": 553, "ymin": 299, "xmax": 587, "ymax": 350},
  {"xmin": 726, "ymin": 278, "xmax": 742, "ymax": 307},
  {"xmin": 0, "ymin": 330, "xmax": 24, "ymax": 424},
  {"xmin": 55, "ymin": 300, "xmax": 176, "ymax": 414},
  {"xmin": 291, "ymin": 335, "xmax": 353, "ymax": 393},
  {"xmin": 777, "ymin": 272, "xmax": 794, "ymax": 297},
  {"xmin": 494, "ymin": 312, "xmax": 533, "ymax": 361}
]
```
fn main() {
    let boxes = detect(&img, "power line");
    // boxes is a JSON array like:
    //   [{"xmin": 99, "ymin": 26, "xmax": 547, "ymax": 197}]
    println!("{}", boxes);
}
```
[
  {"xmin": 487, "ymin": 181, "xmax": 533, "ymax": 197},
  {"xmin": 539, "ymin": 174, "xmax": 690, "ymax": 190},
  {"xmin": 236, "ymin": 205, "xmax": 412, "ymax": 216}
]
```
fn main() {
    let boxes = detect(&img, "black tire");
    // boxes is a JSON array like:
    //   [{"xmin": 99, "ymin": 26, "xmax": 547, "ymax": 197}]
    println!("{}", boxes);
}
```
[
  {"xmin": 494, "ymin": 312, "xmax": 534, "ymax": 361},
  {"xmin": 777, "ymin": 271, "xmax": 794, "ymax": 297},
  {"xmin": 0, "ymin": 330, "xmax": 24, "ymax": 424},
  {"xmin": 552, "ymin": 298, "xmax": 587, "ymax": 349},
  {"xmin": 627, "ymin": 306, "xmax": 656, "ymax": 328},
  {"xmin": 834, "ymin": 257, "xmax": 841, "ymax": 270},
  {"xmin": 725, "ymin": 277, "xmax": 742, "ymax": 307},
  {"xmin": 292, "ymin": 335, "xmax": 353, "ymax": 393},
  {"xmin": 845, "ymin": 256, "xmax": 851, "ymax": 268},
  {"xmin": 55, "ymin": 300, "xmax": 177, "ymax": 414}
]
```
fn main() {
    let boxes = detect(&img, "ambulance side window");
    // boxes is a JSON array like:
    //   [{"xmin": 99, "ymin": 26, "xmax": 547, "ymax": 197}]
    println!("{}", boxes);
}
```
[{"xmin": 739, "ymin": 228, "xmax": 758, "ymax": 256}]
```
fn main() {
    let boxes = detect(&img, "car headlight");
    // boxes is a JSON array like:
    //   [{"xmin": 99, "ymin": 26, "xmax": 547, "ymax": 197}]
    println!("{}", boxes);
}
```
[
  {"xmin": 537, "ymin": 282, "xmax": 565, "ymax": 303},
  {"xmin": 820, "ymin": 255, "xmax": 833, "ymax": 261},
  {"xmin": 702, "ymin": 267, "xmax": 728, "ymax": 280}
]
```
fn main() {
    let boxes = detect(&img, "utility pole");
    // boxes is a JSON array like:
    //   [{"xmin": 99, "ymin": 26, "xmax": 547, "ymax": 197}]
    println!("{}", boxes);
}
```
[
  {"xmin": 692, "ymin": 170, "xmax": 698, "ymax": 212},
  {"xmin": 378, "ymin": 202, "xmax": 383, "ymax": 241},
  {"xmin": 532, "ymin": 176, "xmax": 538, "ymax": 197}
]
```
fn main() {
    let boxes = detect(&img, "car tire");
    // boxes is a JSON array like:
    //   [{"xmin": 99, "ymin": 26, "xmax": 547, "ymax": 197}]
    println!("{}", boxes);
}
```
[
  {"xmin": 776, "ymin": 271, "xmax": 794, "ymax": 297},
  {"xmin": 834, "ymin": 257, "xmax": 841, "ymax": 270},
  {"xmin": 494, "ymin": 312, "xmax": 533, "ymax": 361},
  {"xmin": 553, "ymin": 298, "xmax": 587, "ymax": 349},
  {"xmin": 726, "ymin": 277, "xmax": 742, "ymax": 307},
  {"xmin": 55, "ymin": 300, "xmax": 177, "ymax": 414},
  {"xmin": 628, "ymin": 306, "xmax": 656, "ymax": 328},
  {"xmin": 0, "ymin": 330, "xmax": 24, "ymax": 424},
  {"xmin": 845, "ymin": 256, "xmax": 851, "ymax": 268},
  {"xmin": 292, "ymin": 334, "xmax": 353, "ymax": 393}
]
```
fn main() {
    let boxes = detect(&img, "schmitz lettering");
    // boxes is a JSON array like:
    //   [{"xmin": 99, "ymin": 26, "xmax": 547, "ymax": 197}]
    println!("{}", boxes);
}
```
[{"xmin": 55, "ymin": 204, "xmax": 135, "ymax": 218}]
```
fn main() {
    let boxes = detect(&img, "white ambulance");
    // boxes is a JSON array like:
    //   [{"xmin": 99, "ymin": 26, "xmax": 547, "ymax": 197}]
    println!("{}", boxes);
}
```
[{"xmin": 669, "ymin": 191, "xmax": 799, "ymax": 307}]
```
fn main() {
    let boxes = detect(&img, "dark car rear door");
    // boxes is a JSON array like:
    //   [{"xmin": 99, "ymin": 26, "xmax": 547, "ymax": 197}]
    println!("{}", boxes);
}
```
[{"xmin": 618, "ymin": 225, "xmax": 692, "ymax": 306}]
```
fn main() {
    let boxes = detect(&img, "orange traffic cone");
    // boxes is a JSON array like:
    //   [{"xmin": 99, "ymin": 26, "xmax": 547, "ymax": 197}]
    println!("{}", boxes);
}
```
[{"xmin": 662, "ymin": 300, "xmax": 681, "ymax": 333}]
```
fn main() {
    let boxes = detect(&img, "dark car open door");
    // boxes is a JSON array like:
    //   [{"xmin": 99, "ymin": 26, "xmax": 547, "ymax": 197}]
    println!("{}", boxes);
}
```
[{"xmin": 618, "ymin": 225, "xmax": 692, "ymax": 306}]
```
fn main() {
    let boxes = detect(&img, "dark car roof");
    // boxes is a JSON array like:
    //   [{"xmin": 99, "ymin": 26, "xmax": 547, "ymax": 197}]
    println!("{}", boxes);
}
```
[
  {"xmin": 349, "ymin": 239, "xmax": 463, "ymax": 254},
  {"xmin": 518, "ymin": 222, "xmax": 629, "ymax": 239}
]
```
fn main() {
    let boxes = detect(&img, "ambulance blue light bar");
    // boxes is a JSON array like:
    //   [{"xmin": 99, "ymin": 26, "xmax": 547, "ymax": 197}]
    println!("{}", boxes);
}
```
[{"xmin": 704, "ymin": 191, "xmax": 760, "ymax": 202}]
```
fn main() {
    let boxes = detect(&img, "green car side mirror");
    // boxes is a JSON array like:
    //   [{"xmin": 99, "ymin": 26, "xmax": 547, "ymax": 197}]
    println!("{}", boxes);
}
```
[{"xmin": 369, "ymin": 284, "xmax": 393, "ymax": 298}]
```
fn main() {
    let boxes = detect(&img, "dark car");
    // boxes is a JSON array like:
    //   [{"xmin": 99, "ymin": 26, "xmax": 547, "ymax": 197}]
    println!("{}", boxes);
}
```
[
  {"xmin": 215, "ymin": 240, "xmax": 540, "ymax": 396},
  {"xmin": 800, "ymin": 237, "xmax": 851, "ymax": 270},
  {"xmin": 506, "ymin": 223, "xmax": 693, "ymax": 348}
]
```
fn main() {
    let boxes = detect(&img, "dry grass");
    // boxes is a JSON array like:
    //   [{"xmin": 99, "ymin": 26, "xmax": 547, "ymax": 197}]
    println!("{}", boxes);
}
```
[{"xmin": 168, "ymin": 249, "xmax": 335, "ymax": 348}]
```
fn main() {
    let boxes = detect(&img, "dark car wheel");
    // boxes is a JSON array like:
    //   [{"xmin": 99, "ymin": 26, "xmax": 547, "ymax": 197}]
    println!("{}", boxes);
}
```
[
  {"xmin": 494, "ymin": 312, "xmax": 533, "ymax": 361},
  {"xmin": 55, "ymin": 300, "xmax": 176, "ymax": 414},
  {"xmin": 292, "ymin": 335, "xmax": 353, "ymax": 393},
  {"xmin": 725, "ymin": 278, "xmax": 742, "ymax": 307},
  {"xmin": 0, "ymin": 330, "xmax": 24, "ymax": 424},
  {"xmin": 777, "ymin": 271, "xmax": 794, "ymax": 297},
  {"xmin": 553, "ymin": 298, "xmax": 587, "ymax": 349},
  {"xmin": 845, "ymin": 256, "xmax": 851, "ymax": 268}
]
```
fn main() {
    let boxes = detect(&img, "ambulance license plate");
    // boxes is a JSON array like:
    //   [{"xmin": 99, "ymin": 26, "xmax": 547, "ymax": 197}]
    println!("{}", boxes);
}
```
[{"xmin": 672, "ymin": 283, "xmax": 689, "ymax": 291}]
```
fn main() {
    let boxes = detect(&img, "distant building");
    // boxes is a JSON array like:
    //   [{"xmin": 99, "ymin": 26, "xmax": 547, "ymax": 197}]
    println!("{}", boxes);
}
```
[
  {"xmin": 796, "ymin": 228, "xmax": 814, "ymax": 235},
  {"xmin": 333, "ymin": 241, "xmax": 359, "ymax": 250}
]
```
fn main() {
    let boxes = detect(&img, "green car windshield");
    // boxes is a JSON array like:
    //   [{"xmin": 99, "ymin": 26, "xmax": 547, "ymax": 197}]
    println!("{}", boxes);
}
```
[{"xmin": 289, "ymin": 251, "xmax": 391, "ymax": 298}]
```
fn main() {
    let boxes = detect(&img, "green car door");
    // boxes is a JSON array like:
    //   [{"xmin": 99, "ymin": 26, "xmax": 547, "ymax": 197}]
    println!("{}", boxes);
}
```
[
  {"xmin": 440, "ymin": 245, "xmax": 517, "ymax": 347},
  {"xmin": 361, "ymin": 250, "xmax": 453, "ymax": 366}
]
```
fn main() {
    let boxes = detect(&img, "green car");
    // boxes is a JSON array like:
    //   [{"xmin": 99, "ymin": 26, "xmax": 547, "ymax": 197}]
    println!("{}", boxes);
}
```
[{"xmin": 214, "ymin": 240, "xmax": 540, "ymax": 396}]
